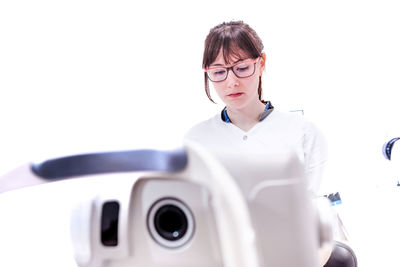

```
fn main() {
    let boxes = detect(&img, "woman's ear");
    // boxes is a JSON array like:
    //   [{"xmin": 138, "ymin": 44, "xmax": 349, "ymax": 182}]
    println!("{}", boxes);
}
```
[{"xmin": 259, "ymin": 53, "xmax": 267, "ymax": 76}]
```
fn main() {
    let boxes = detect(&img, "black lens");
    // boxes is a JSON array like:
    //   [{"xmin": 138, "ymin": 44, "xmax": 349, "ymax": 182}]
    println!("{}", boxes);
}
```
[{"xmin": 154, "ymin": 204, "xmax": 188, "ymax": 241}]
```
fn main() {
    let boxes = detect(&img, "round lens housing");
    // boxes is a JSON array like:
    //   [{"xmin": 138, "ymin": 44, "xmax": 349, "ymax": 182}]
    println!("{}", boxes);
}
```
[{"xmin": 147, "ymin": 198, "xmax": 195, "ymax": 248}]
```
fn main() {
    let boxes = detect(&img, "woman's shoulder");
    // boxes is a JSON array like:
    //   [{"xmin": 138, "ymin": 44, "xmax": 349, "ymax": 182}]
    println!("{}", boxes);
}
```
[
  {"xmin": 264, "ymin": 109, "xmax": 325, "ymax": 143},
  {"xmin": 184, "ymin": 114, "xmax": 222, "ymax": 140},
  {"xmin": 268, "ymin": 109, "xmax": 314, "ymax": 128}
]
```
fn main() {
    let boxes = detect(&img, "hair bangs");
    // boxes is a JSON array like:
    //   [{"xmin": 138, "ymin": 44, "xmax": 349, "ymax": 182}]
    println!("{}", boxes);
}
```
[
  {"xmin": 221, "ymin": 41, "xmax": 249, "ymax": 65},
  {"xmin": 204, "ymin": 26, "xmax": 260, "ymax": 68}
]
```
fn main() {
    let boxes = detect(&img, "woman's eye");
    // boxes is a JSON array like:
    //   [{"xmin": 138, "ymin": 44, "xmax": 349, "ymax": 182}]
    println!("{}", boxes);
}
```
[
  {"xmin": 236, "ymin": 66, "xmax": 249, "ymax": 72},
  {"xmin": 212, "ymin": 70, "xmax": 226, "ymax": 76}
]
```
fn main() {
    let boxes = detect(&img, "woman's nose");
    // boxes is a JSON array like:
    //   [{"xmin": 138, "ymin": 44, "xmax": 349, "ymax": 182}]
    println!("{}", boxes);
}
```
[{"xmin": 225, "ymin": 69, "xmax": 239, "ymax": 87}]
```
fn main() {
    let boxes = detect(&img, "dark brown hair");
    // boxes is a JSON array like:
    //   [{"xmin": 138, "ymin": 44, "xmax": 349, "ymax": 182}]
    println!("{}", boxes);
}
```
[{"xmin": 203, "ymin": 21, "xmax": 264, "ymax": 102}]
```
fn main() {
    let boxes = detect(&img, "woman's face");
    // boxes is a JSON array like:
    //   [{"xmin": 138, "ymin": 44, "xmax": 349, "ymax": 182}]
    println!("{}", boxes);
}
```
[{"xmin": 209, "ymin": 49, "xmax": 265, "ymax": 110}]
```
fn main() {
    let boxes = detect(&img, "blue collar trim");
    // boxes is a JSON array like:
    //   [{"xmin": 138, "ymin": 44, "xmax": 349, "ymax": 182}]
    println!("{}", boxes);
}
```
[{"xmin": 221, "ymin": 101, "xmax": 274, "ymax": 123}]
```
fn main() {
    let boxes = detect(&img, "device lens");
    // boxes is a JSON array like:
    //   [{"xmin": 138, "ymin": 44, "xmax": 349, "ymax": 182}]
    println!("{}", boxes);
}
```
[
  {"xmin": 148, "ymin": 198, "xmax": 195, "ymax": 248},
  {"xmin": 154, "ymin": 204, "xmax": 188, "ymax": 241}
]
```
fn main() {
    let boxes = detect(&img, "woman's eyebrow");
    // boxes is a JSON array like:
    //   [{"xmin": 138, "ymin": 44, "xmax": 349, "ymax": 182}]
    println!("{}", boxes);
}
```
[
  {"xmin": 210, "ymin": 59, "xmax": 245, "ymax": 67},
  {"xmin": 210, "ymin": 63, "xmax": 224, "ymax": 67}
]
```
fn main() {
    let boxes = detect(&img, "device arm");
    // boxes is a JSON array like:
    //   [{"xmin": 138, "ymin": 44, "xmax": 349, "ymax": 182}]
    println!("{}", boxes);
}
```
[{"xmin": 0, "ymin": 149, "xmax": 187, "ymax": 194}]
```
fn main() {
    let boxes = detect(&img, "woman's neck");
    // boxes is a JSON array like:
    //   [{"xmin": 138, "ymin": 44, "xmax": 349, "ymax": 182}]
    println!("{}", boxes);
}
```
[{"xmin": 226, "ymin": 100, "xmax": 266, "ymax": 132}]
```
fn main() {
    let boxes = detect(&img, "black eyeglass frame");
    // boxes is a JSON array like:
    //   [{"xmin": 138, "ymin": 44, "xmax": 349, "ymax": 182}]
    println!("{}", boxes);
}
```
[{"xmin": 204, "ymin": 57, "xmax": 260, "ymax": 82}]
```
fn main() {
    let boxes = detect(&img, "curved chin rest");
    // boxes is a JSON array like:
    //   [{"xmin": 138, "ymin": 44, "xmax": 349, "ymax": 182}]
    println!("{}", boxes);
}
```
[{"xmin": 324, "ymin": 241, "xmax": 357, "ymax": 267}]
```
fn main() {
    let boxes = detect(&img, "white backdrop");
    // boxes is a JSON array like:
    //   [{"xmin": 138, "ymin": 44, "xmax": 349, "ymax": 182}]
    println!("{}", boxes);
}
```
[{"xmin": 1, "ymin": 0, "xmax": 400, "ymax": 266}]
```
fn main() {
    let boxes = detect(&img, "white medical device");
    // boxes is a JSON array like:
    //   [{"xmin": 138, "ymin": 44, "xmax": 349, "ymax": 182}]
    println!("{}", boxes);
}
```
[{"xmin": 0, "ymin": 141, "xmax": 331, "ymax": 267}]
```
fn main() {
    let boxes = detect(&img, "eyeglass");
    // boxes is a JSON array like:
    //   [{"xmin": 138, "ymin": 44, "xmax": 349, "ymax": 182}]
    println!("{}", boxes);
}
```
[{"xmin": 204, "ymin": 57, "xmax": 260, "ymax": 82}]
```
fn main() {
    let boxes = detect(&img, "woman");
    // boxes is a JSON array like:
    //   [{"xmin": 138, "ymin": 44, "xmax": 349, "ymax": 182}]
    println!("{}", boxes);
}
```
[
  {"xmin": 185, "ymin": 21, "xmax": 328, "ymax": 197},
  {"xmin": 185, "ymin": 21, "xmax": 357, "ymax": 267}
]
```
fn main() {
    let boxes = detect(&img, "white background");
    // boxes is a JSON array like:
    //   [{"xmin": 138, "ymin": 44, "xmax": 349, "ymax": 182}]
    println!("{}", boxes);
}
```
[{"xmin": 1, "ymin": 0, "xmax": 400, "ymax": 266}]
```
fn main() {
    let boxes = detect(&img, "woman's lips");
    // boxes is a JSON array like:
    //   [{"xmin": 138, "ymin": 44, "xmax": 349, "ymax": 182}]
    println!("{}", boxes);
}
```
[{"xmin": 228, "ymin": 92, "xmax": 243, "ymax": 98}]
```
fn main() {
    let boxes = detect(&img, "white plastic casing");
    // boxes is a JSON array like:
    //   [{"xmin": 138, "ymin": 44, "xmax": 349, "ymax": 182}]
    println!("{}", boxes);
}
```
[{"xmin": 1, "ymin": 141, "xmax": 328, "ymax": 267}]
